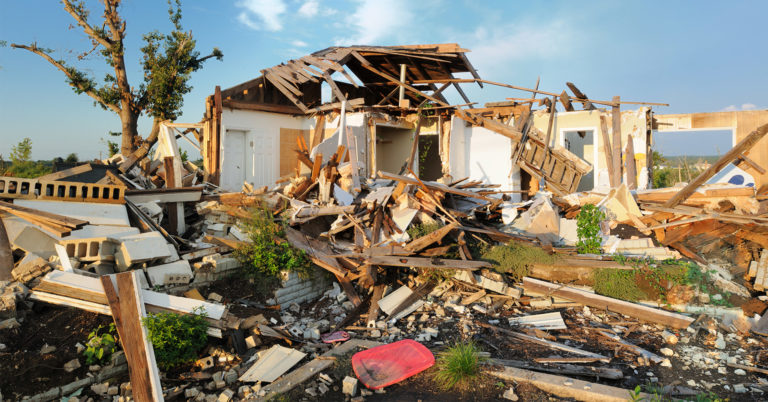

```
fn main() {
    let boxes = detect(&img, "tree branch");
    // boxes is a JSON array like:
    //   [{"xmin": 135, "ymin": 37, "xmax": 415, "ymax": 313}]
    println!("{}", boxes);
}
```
[
  {"xmin": 61, "ymin": 0, "xmax": 111, "ymax": 48},
  {"xmin": 10, "ymin": 43, "xmax": 121, "ymax": 114}
]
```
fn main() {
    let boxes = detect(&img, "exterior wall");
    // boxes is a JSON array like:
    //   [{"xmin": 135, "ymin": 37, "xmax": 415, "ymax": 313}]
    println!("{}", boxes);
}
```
[
  {"xmin": 654, "ymin": 110, "xmax": 768, "ymax": 189},
  {"xmin": 531, "ymin": 107, "xmax": 650, "ymax": 191},
  {"xmin": 219, "ymin": 109, "xmax": 312, "ymax": 191},
  {"xmin": 449, "ymin": 116, "xmax": 522, "ymax": 202}
]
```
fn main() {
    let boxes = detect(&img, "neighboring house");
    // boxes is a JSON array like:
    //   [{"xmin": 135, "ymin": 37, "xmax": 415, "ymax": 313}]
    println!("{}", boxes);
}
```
[{"xmin": 194, "ymin": 44, "xmax": 683, "ymax": 196}]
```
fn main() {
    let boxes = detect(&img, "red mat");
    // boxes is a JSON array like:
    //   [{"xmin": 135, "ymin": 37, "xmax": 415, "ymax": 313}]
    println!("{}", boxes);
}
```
[{"xmin": 351, "ymin": 339, "xmax": 435, "ymax": 389}]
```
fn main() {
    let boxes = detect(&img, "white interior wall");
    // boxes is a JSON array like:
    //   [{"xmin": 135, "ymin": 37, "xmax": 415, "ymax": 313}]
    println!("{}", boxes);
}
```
[
  {"xmin": 219, "ymin": 109, "xmax": 311, "ymax": 191},
  {"xmin": 449, "ymin": 116, "xmax": 522, "ymax": 202}
]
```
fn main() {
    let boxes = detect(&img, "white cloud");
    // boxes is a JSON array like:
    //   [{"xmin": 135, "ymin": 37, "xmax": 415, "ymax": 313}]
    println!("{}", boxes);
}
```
[
  {"xmin": 742, "ymin": 103, "xmax": 757, "ymax": 110},
  {"xmin": 720, "ymin": 103, "xmax": 759, "ymax": 112},
  {"xmin": 292, "ymin": 40, "xmax": 308, "ymax": 47},
  {"xmin": 236, "ymin": 0, "xmax": 286, "ymax": 31},
  {"xmin": 466, "ymin": 20, "xmax": 578, "ymax": 77},
  {"xmin": 334, "ymin": 0, "xmax": 414, "ymax": 45},
  {"xmin": 298, "ymin": 0, "xmax": 319, "ymax": 18}
]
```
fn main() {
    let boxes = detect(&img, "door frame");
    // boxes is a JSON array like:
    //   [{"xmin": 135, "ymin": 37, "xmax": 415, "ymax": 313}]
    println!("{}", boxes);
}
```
[{"xmin": 559, "ymin": 126, "xmax": 599, "ymax": 190}]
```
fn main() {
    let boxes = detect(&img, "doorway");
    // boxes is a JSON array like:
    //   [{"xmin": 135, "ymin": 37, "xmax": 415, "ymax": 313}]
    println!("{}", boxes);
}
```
[{"xmin": 418, "ymin": 135, "xmax": 441, "ymax": 180}]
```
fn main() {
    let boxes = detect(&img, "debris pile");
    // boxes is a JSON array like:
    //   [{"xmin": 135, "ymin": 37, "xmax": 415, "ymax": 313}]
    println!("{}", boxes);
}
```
[{"xmin": 2, "ymin": 43, "xmax": 768, "ymax": 401}]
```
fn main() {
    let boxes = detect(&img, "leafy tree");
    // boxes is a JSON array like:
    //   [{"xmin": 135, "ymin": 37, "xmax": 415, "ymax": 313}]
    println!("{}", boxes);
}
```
[
  {"xmin": 65, "ymin": 153, "xmax": 79, "ymax": 163},
  {"xmin": 11, "ymin": 0, "xmax": 222, "ymax": 169},
  {"xmin": 10, "ymin": 138, "xmax": 32, "ymax": 164}
]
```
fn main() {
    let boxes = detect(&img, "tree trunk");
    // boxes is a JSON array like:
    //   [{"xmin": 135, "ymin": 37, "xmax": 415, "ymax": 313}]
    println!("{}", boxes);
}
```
[{"xmin": 120, "ymin": 108, "xmax": 139, "ymax": 156}]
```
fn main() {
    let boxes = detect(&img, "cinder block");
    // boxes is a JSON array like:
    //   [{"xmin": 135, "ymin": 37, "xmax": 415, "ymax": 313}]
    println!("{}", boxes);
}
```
[
  {"xmin": 60, "ymin": 237, "xmax": 120, "ymax": 262},
  {"xmin": 145, "ymin": 260, "xmax": 193, "ymax": 287},
  {"xmin": 115, "ymin": 232, "xmax": 171, "ymax": 270}
]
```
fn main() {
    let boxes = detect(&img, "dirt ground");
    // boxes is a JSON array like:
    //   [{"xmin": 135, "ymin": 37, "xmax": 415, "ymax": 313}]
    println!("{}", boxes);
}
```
[{"xmin": 0, "ymin": 305, "xmax": 113, "ymax": 399}]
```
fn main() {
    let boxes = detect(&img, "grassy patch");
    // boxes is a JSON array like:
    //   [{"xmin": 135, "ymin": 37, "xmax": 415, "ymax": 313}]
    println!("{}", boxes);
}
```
[
  {"xmin": 407, "ymin": 222, "xmax": 443, "ymax": 240},
  {"xmin": 594, "ymin": 269, "xmax": 648, "ymax": 302},
  {"xmin": 434, "ymin": 341, "xmax": 486, "ymax": 391},
  {"xmin": 480, "ymin": 241, "xmax": 558, "ymax": 281}
]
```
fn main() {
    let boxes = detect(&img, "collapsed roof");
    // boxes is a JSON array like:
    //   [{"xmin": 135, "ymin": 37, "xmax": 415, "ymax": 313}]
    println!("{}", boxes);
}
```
[{"xmin": 218, "ymin": 43, "xmax": 483, "ymax": 114}]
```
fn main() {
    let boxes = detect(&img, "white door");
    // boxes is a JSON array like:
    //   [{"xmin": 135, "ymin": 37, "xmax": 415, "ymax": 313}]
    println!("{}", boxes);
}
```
[
  {"xmin": 222, "ymin": 129, "xmax": 246, "ymax": 191},
  {"xmin": 249, "ymin": 130, "xmax": 276, "ymax": 188}
]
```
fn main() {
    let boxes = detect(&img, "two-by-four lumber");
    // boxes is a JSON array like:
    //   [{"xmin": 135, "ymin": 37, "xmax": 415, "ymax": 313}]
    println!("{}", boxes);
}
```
[
  {"xmin": 663, "ymin": 122, "xmax": 768, "ymax": 208},
  {"xmin": 367, "ymin": 255, "xmax": 490, "ymax": 270},
  {"xmin": 599, "ymin": 115, "xmax": 617, "ymax": 187},
  {"xmin": 404, "ymin": 221, "xmax": 459, "ymax": 252},
  {"xmin": 377, "ymin": 171, "xmax": 494, "ymax": 201},
  {"xmin": 625, "ymin": 134, "xmax": 637, "ymax": 190},
  {"xmin": 522, "ymin": 277, "xmax": 694, "ymax": 329},
  {"xmin": 111, "ymin": 272, "xmax": 164, "ymax": 401}
]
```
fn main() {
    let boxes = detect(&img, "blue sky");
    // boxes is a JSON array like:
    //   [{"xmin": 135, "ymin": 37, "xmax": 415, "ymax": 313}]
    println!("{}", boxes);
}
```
[{"xmin": 0, "ymin": 0, "xmax": 766, "ymax": 160}]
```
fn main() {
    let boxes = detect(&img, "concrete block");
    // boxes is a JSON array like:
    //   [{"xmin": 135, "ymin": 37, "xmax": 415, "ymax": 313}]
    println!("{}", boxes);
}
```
[
  {"xmin": 145, "ymin": 260, "xmax": 193, "ymax": 287},
  {"xmin": 115, "ymin": 232, "xmax": 171, "ymax": 269},
  {"xmin": 342, "ymin": 376, "xmax": 358, "ymax": 396},
  {"xmin": 60, "ymin": 237, "xmax": 120, "ymax": 262},
  {"xmin": 11, "ymin": 225, "xmax": 58, "ymax": 259}
]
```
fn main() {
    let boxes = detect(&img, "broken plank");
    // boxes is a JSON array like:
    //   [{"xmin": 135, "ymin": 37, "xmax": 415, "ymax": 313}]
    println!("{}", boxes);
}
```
[
  {"xmin": 404, "ymin": 221, "xmax": 459, "ymax": 252},
  {"xmin": 489, "ymin": 358, "xmax": 622, "ymax": 380},
  {"xmin": 377, "ymin": 171, "xmax": 494, "ymax": 201},
  {"xmin": 663, "ymin": 123, "xmax": 768, "ymax": 208},
  {"xmin": 116, "ymin": 272, "xmax": 164, "ymax": 401},
  {"xmin": 477, "ymin": 322, "xmax": 610, "ymax": 362},
  {"xmin": 488, "ymin": 365, "xmax": 647, "ymax": 402},
  {"xmin": 367, "ymin": 255, "xmax": 490, "ymax": 270},
  {"xmin": 522, "ymin": 277, "xmax": 694, "ymax": 329}
]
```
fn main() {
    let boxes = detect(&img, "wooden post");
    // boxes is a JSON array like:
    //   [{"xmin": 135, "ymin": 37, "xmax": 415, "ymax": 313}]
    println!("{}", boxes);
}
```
[
  {"xmin": 664, "ymin": 123, "xmax": 768, "ymax": 208},
  {"xmin": 611, "ymin": 96, "xmax": 623, "ymax": 186},
  {"xmin": 398, "ymin": 64, "xmax": 406, "ymax": 106},
  {"xmin": 625, "ymin": 134, "xmax": 637, "ymax": 189},
  {"xmin": 163, "ymin": 157, "xmax": 180, "ymax": 236},
  {"xmin": 599, "ymin": 115, "xmax": 616, "ymax": 187}
]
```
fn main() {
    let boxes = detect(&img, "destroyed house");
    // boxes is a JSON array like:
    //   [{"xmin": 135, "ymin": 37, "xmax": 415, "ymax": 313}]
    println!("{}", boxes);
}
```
[{"xmin": 198, "ymin": 44, "xmax": 767, "ymax": 198}]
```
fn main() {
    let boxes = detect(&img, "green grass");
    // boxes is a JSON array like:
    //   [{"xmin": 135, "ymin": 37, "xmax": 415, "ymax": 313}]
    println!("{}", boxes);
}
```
[
  {"xmin": 480, "ymin": 240, "xmax": 558, "ymax": 281},
  {"xmin": 434, "ymin": 341, "xmax": 486, "ymax": 390}
]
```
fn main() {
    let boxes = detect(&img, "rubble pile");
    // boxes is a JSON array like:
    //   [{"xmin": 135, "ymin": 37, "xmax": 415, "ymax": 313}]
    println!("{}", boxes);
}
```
[{"xmin": 2, "ymin": 44, "xmax": 768, "ymax": 402}]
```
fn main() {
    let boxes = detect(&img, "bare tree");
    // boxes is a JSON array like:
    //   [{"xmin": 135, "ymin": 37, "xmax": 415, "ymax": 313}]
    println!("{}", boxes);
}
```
[{"xmin": 11, "ymin": 0, "xmax": 222, "ymax": 169}]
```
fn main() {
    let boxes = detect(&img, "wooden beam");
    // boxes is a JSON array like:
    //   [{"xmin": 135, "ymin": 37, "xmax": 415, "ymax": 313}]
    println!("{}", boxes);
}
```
[
  {"xmin": 115, "ymin": 272, "xmax": 164, "ymax": 401},
  {"xmin": 663, "ymin": 122, "xmax": 768, "ymax": 208},
  {"xmin": 558, "ymin": 90, "xmax": 574, "ymax": 112},
  {"xmin": 611, "ymin": 96, "xmax": 623, "ymax": 187},
  {"xmin": 221, "ymin": 99, "xmax": 304, "ymax": 115},
  {"xmin": 624, "ymin": 134, "xmax": 637, "ymax": 190},
  {"xmin": 404, "ymin": 221, "xmax": 459, "ymax": 252},
  {"xmin": 565, "ymin": 82, "xmax": 595, "ymax": 110},
  {"xmin": 163, "ymin": 157, "xmax": 179, "ymax": 236},
  {"xmin": 366, "ymin": 255, "xmax": 490, "ymax": 270},
  {"xmin": 599, "ymin": 115, "xmax": 617, "ymax": 187},
  {"xmin": 377, "ymin": 170, "xmax": 494, "ymax": 201},
  {"xmin": 522, "ymin": 277, "xmax": 694, "ymax": 329}
]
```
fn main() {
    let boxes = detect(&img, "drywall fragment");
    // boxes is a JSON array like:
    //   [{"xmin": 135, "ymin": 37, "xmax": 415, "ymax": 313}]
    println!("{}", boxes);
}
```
[{"xmin": 238, "ymin": 344, "xmax": 306, "ymax": 383}]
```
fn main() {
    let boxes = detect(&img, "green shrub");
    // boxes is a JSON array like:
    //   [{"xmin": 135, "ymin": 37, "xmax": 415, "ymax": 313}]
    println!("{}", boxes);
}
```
[
  {"xmin": 142, "ymin": 308, "xmax": 209, "ymax": 370},
  {"xmin": 593, "ymin": 268, "xmax": 647, "ymax": 302},
  {"xmin": 234, "ymin": 205, "xmax": 311, "ymax": 279},
  {"xmin": 434, "ymin": 341, "xmax": 486, "ymax": 390},
  {"xmin": 480, "ymin": 240, "xmax": 558, "ymax": 281},
  {"xmin": 576, "ymin": 204, "xmax": 605, "ymax": 254},
  {"xmin": 83, "ymin": 324, "xmax": 118, "ymax": 365}
]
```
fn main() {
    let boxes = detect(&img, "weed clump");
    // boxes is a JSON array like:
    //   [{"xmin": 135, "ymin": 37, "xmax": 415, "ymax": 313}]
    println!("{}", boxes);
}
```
[
  {"xmin": 234, "ymin": 205, "xmax": 311, "ymax": 279},
  {"xmin": 83, "ymin": 324, "xmax": 118, "ymax": 365},
  {"xmin": 142, "ymin": 308, "xmax": 209, "ymax": 370},
  {"xmin": 480, "ymin": 240, "xmax": 558, "ymax": 281},
  {"xmin": 593, "ymin": 268, "xmax": 647, "ymax": 302},
  {"xmin": 576, "ymin": 204, "xmax": 605, "ymax": 254},
  {"xmin": 407, "ymin": 221, "xmax": 443, "ymax": 240},
  {"xmin": 434, "ymin": 341, "xmax": 486, "ymax": 390}
]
